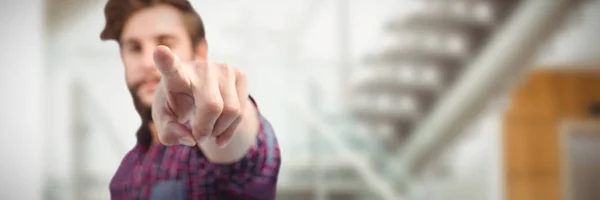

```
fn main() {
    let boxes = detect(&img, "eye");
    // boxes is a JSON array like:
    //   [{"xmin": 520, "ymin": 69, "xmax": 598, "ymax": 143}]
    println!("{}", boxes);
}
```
[
  {"xmin": 127, "ymin": 44, "xmax": 142, "ymax": 53},
  {"xmin": 159, "ymin": 41, "xmax": 174, "ymax": 48},
  {"xmin": 159, "ymin": 37, "xmax": 177, "ymax": 48}
]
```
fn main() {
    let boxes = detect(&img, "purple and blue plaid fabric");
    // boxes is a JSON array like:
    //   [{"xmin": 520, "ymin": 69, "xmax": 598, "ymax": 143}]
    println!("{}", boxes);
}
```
[{"xmin": 109, "ymin": 109, "xmax": 281, "ymax": 199}]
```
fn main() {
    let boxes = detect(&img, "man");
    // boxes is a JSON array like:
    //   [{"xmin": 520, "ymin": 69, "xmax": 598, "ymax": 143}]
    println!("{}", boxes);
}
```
[{"xmin": 99, "ymin": 0, "xmax": 281, "ymax": 199}]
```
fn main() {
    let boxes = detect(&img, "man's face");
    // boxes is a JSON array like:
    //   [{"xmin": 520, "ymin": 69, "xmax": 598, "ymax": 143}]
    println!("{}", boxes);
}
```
[{"xmin": 120, "ymin": 4, "xmax": 204, "ymax": 117}]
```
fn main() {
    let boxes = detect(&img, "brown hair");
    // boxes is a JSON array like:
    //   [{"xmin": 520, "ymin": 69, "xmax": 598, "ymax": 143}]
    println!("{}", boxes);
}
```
[{"xmin": 100, "ymin": 0, "xmax": 206, "ymax": 45}]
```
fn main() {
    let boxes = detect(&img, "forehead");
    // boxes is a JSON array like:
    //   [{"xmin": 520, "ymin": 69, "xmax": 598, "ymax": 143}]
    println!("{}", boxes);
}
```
[{"xmin": 121, "ymin": 4, "xmax": 188, "ymax": 41}]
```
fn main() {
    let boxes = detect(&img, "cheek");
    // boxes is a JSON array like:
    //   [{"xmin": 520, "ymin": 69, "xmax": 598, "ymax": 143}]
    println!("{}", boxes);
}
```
[
  {"xmin": 123, "ymin": 61, "xmax": 143, "ymax": 86},
  {"xmin": 124, "ymin": 67, "xmax": 137, "ymax": 86},
  {"xmin": 125, "ymin": 73, "xmax": 137, "ymax": 89}
]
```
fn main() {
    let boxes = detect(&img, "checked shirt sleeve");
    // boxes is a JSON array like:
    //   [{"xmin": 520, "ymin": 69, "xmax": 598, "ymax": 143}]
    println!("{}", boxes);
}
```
[{"xmin": 219, "ymin": 109, "xmax": 281, "ymax": 199}]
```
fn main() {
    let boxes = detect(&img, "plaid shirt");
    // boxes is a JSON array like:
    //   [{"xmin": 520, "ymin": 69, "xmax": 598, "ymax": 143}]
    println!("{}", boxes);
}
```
[{"xmin": 109, "ymin": 105, "xmax": 280, "ymax": 199}]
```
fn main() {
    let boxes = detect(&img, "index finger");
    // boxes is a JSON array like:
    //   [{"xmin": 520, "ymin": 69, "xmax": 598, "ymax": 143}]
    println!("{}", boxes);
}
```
[
  {"xmin": 154, "ymin": 45, "xmax": 179, "ymax": 76},
  {"xmin": 153, "ymin": 45, "xmax": 189, "ymax": 92}
]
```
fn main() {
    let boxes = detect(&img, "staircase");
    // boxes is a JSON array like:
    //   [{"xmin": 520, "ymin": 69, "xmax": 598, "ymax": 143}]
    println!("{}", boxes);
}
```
[{"xmin": 350, "ymin": 0, "xmax": 521, "ymax": 152}]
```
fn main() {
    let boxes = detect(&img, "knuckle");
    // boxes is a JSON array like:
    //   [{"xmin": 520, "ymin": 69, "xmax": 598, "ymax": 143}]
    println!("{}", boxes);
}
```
[
  {"xmin": 203, "ymin": 98, "xmax": 224, "ymax": 114},
  {"xmin": 219, "ymin": 64, "xmax": 233, "ymax": 75},
  {"xmin": 222, "ymin": 104, "xmax": 242, "ymax": 117},
  {"xmin": 194, "ymin": 60, "xmax": 206, "ymax": 66},
  {"xmin": 235, "ymin": 69, "xmax": 246, "ymax": 79},
  {"xmin": 194, "ymin": 61, "xmax": 207, "ymax": 69}
]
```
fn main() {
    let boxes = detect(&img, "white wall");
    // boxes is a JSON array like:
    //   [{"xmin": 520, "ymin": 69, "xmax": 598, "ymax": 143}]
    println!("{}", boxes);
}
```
[
  {"xmin": 0, "ymin": 1, "xmax": 44, "ymax": 199},
  {"xmin": 535, "ymin": 0, "xmax": 600, "ymax": 67}
]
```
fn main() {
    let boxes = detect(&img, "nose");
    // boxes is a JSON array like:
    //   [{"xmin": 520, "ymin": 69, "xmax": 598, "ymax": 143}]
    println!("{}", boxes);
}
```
[{"xmin": 141, "ymin": 47, "xmax": 159, "ymax": 72}]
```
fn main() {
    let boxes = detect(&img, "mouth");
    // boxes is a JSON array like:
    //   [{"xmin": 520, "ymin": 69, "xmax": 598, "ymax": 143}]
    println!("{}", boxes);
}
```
[
  {"xmin": 141, "ymin": 81, "xmax": 159, "ymax": 90},
  {"xmin": 137, "ymin": 81, "xmax": 160, "ymax": 98}
]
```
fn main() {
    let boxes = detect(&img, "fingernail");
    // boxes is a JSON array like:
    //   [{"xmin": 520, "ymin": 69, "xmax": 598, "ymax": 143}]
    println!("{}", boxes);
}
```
[{"xmin": 179, "ymin": 137, "xmax": 196, "ymax": 146}]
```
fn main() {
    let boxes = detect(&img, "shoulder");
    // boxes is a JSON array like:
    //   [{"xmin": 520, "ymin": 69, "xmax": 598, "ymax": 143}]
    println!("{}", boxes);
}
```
[
  {"xmin": 110, "ymin": 145, "xmax": 142, "ymax": 191},
  {"xmin": 116, "ymin": 145, "xmax": 142, "ymax": 170}
]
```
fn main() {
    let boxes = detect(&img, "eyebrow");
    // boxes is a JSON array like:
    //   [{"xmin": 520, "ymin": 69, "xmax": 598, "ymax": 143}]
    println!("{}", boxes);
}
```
[
  {"xmin": 156, "ymin": 34, "xmax": 178, "ymax": 43},
  {"xmin": 121, "ymin": 38, "xmax": 138, "ymax": 47},
  {"xmin": 120, "ymin": 33, "xmax": 179, "ymax": 47}
]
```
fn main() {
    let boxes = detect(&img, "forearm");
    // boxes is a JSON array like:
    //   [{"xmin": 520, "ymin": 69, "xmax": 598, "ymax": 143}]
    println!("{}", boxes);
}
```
[
  {"xmin": 199, "ymin": 98, "xmax": 259, "ymax": 164},
  {"xmin": 219, "ymin": 110, "xmax": 281, "ymax": 199}
]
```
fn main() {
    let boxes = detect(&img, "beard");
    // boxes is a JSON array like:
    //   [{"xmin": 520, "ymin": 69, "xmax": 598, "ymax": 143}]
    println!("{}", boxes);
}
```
[
  {"xmin": 129, "ymin": 82, "xmax": 154, "ymax": 123},
  {"xmin": 128, "ymin": 77, "xmax": 160, "ymax": 147}
]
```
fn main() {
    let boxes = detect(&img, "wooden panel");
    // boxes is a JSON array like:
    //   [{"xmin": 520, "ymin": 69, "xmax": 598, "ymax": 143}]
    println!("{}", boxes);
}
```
[
  {"xmin": 531, "ymin": 175, "xmax": 561, "ymax": 200},
  {"xmin": 504, "ymin": 117, "xmax": 561, "ymax": 200},
  {"xmin": 582, "ymin": 73, "xmax": 600, "ymax": 106},
  {"xmin": 554, "ymin": 70, "xmax": 600, "ymax": 118},
  {"xmin": 507, "ymin": 71, "xmax": 560, "ymax": 118},
  {"xmin": 507, "ymin": 169, "xmax": 561, "ymax": 200},
  {"xmin": 555, "ymin": 73, "xmax": 587, "ymax": 118},
  {"xmin": 503, "ymin": 118, "xmax": 535, "ymax": 170},
  {"xmin": 504, "ymin": 68, "xmax": 600, "ymax": 200},
  {"xmin": 506, "ymin": 175, "xmax": 534, "ymax": 200},
  {"xmin": 504, "ymin": 117, "xmax": 561, "ymax": 170}
]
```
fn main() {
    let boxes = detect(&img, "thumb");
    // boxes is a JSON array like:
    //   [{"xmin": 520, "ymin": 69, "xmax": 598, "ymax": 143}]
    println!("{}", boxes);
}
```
[{"xmin": 154, "ymin": 45, "xmax": 181, "ymax": 79}]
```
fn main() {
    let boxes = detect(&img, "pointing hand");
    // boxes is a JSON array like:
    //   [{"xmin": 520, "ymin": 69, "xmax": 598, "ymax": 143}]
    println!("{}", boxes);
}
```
[{"xmin": 151, "ymin": 45, "xmax": 248, "ymax": 148}]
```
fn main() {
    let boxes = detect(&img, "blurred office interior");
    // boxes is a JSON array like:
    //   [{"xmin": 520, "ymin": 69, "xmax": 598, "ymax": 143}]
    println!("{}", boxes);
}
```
[{"xmin": 1, "ymin": 0, "xmax": 599, "ymax": 199}]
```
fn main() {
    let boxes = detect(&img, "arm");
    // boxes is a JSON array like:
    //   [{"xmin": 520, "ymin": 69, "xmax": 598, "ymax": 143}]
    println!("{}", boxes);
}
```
[
  {"xmin": 205, "ymin": 97, "xmax": 281, "ymax": 200},
  {"xmin": 220, "ymin": 110, "xmax": 281, "ymax": 199}
]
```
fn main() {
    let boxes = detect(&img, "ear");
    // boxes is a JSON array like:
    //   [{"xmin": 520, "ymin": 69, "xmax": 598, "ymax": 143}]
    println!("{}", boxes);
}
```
[{"xmin": 193, "ymin": 39, "xmax": 208, "ymax": 60}]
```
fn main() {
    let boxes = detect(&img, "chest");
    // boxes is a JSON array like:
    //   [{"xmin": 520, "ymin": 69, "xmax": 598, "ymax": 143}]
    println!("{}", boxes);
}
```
[{"xmin": 109, "ymin": 146, "xmax": 224, "ymax": 199}]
